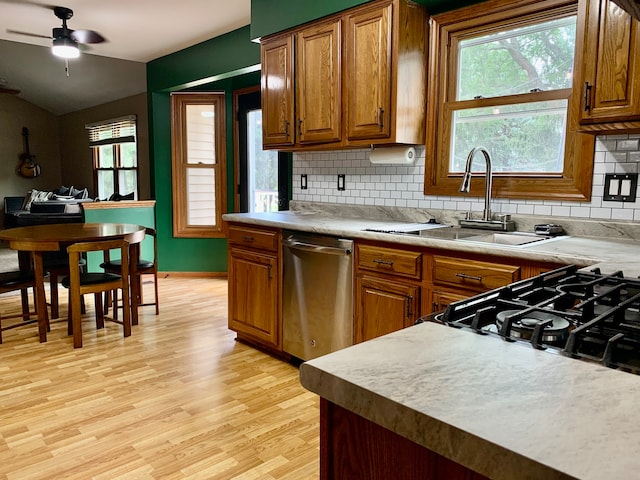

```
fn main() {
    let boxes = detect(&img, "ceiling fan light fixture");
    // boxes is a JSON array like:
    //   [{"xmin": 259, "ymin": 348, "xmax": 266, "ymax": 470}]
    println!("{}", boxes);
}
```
[{"xmin": 52, "ymin": 37, "xmax": 80, "ymax": 59}]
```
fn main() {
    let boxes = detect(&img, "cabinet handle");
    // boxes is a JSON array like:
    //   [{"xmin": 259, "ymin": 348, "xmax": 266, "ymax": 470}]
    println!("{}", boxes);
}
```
[
  {"xmin": 378, "ymin": 107, "xmax": 384, "ymax": 129},
  {"xmin": 406, "ymin": 295, "xmax": 413, "ymax": 318},
  {"xmin": 583, "ymin": 82, "xmax": 592, "ymax": 112},
  {"xmin": 455, "ymin": 272, "xmax": 482, "ymax": 282},
  {"xmin": 432, "ymin": 301, "xmax": 439, "ymax": 312},
  {"xmin": 373, "ymin": 258, "xmax": 394, "ymax": 266},
  {"xmin": 284, "ymin": 120, "xmax": 290, "ymax": 138},
  {"xmin": 241, "ymin": 235, "xmax": 254, "ymax": 243},
  {"xmin": 298, "ymin": 118, "xmax": 303, "ymax": 137},
  {"xmin": 267, "ymin": 263, "xmax": 272, "ymax": 281}
]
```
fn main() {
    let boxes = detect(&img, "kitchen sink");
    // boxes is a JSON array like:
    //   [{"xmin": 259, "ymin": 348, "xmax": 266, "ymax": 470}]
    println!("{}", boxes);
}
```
[
  {"xmin": 458, "ymin": 232, "xmax": 547, "ymax": 246},
  {"xmin": 364, "ymin": 224, "xmax": 567, "ymax": 248},
  {"xmin": 456, "ymin": 231, "xmax": 567, "ymax": 247}
]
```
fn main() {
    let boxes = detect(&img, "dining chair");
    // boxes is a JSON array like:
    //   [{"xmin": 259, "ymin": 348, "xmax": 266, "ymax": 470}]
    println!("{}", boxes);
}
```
[
  {"xmin": 0, "ymin": 270, "xmax": 38, "ymax": 343},
  {"xmin": 102, "ymin": 227, "xmax": 159, "ymax": 317},
  {"xmin": 44, "ymin": 250, "xmax": 86, "ymax": 319},
  {"xmin": 61, "ymin": 238, "xmax": 131, "ymax": 348}
]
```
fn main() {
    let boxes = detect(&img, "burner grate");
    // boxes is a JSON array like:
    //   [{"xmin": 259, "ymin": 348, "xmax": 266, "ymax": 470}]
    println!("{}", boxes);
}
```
[{"xmin": 435, "ymin": 265, "xmax": 640, "ymax": 374}]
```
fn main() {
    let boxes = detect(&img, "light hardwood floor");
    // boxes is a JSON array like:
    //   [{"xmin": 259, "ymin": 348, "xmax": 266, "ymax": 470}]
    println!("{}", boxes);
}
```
[{"xmin": 0, "ymin": 277, "xmax": 320, "ymax": 480}]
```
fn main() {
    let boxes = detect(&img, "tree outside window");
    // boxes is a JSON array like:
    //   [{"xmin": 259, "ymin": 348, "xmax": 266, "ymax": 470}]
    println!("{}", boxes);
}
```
[{"xmin": 425, "ymin": 0, "xmax": 595, "ymax": 202}]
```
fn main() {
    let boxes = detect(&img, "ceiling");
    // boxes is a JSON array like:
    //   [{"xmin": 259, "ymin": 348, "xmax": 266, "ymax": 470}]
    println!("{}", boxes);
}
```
[{"xmin": 0, "ymin": 0, "xmax": 252, "ymax": 115}]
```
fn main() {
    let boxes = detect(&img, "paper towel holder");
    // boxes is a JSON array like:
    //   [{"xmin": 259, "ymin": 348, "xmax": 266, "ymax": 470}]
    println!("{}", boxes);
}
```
[{"xmin": 369, "ymin": 145, "xmax": 416, "ymax": 165}]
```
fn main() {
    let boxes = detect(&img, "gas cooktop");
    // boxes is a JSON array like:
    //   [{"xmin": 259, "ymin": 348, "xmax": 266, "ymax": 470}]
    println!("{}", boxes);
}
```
[{"xmin": 431, "ymin": 265, "xmax": 640, "ymax": 374}]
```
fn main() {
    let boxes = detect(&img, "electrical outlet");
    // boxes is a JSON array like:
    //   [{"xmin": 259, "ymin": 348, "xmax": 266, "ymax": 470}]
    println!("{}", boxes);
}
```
[{"xmin": 603, "ymin": 173, "xmax": 638, "ymax": 202}]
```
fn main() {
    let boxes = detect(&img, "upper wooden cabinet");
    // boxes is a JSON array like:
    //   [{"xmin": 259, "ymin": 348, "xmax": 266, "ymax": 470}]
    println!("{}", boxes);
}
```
[
  {"xmin": 577, "ymin": 0, "xmax": 640, "ymax": 130},
  {"xmin": 296, "ymin": 19, "xmax": 342, "ymax": 145},
  {"xmin": 260, "ymin": 0, "xmax": 427, "ymax": 150},
  {"xmin": 345, "ymin": 3, "xmax": 393, "ymax": 140},
  {"xmin": 261, "ymin": 34, "xmax": 295, "ymax": 146}
]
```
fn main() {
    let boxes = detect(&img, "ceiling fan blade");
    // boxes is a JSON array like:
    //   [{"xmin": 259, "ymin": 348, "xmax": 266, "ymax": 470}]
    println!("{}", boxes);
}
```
[
  {"xmin": 6, "ymin": 29, "xmax": 52, "ymax": 40},
  {"xmin": 0, "ymin": 87, "xmax": 21, "ymax": 95},
  {"xmin": 71, "ymin": 29, "xmax": 105, "ymax": 44}
]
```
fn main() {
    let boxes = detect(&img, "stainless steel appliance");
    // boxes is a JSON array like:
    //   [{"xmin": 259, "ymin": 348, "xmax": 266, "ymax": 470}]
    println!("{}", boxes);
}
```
[
  {"xmin": 428, "ymin": 265, "xmax": 640, "ymax": 374},
  {"xmin": 282, "ymin": 231, "xmax": 353, "ymax": 361}
]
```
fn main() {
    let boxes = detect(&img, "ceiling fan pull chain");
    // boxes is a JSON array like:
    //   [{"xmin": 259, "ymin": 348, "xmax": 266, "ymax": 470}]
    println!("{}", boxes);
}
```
[{"xmin": 65, "ymin": 58, "xmax": 70, "ymax": 77}]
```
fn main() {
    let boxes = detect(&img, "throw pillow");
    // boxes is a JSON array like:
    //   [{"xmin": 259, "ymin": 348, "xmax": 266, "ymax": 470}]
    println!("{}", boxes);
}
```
[
  {"xmin": 21, "ymin": 189, "xmax": 53, "ymax": 211},
  {"xmin": 70, "ymin": 187, "xmax": 88, "ymax": 199},
  {"xmin": 53, "ymin": 185, "xmax": 72, "ymax": 196}
]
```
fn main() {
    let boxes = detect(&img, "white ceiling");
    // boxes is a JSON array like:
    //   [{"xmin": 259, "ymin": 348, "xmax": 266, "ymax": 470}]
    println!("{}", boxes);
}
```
[{"xmin": 0, "ymin": 0, "xmax": 252, "ymax": 115}]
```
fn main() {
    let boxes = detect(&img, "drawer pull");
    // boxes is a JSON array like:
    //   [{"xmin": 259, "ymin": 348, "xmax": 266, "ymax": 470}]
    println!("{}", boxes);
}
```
[
  {"xmin": 455, "ymin": 272, "xmax": 482, "ymax": 282},
  {"xmin": 241, "ymin": 235, "xmax": 254, "ymax": 242},
  {"xmin": 373, "ymin": 258, "xmax": 394, "ymax": 266}
]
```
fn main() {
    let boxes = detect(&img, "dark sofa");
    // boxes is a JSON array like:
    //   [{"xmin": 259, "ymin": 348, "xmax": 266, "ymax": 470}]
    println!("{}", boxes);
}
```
[{"xmin": 3, "ymin": 195, "xmax": 88, "ymax": 230}]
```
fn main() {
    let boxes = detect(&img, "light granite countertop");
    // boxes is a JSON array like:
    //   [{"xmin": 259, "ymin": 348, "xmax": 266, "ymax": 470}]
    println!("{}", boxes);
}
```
[
  {"xmin": 223, "ymin": 202, "xmax": 640, "ymax": 479},
  {"xmin": 223, "ymin": 201, "xmax": 640, "ymax": 276},
  {"xmin": 299, "ymin": 322, "xmax": 640, "ymax": 480}
]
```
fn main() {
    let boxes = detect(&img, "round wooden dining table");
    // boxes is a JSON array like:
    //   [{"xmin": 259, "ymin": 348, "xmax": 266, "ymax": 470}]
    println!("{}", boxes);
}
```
[{"xmin": 0, "ymin": 223, "xmax": 146, "ymax": 345}]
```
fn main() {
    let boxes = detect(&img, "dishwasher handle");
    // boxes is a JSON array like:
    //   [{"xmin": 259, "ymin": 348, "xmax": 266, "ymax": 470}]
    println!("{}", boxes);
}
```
[{"xmin": 283, "ymin": 239, "xmax": 352, "ymax": 256}]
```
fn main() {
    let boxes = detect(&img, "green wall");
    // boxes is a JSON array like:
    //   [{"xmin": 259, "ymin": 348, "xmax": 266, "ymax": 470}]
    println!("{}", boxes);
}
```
[
  {"xmin": 84, "ymin": 206, "xmax": 156, "ymax": 271},
  {"xmin": 250, "ymin": 0, "xmax": 486, "ymax": 39},
  {"xmin": 250, "ymin": 0, "xmax": 369, "ymax": 39},
  {"xmin": 147, "ymin": 26, "xmax": 260, "ymax": 273}
]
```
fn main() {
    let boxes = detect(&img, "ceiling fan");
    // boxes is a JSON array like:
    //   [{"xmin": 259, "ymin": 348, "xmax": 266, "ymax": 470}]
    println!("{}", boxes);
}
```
[{"xmin": 8, "ymin": 6, "xmax": 106, "ymax": 59}]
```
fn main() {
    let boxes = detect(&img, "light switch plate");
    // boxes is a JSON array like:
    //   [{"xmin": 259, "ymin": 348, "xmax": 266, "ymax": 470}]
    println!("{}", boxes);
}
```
[{"xmin": 603, "ymin": 173, "xmax": 638, "ymax": 202}]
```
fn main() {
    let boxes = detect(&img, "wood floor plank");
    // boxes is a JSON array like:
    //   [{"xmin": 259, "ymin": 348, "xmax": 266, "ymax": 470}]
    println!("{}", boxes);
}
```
[{"xmin": 0, "ymin": 277, "xmax": 320, "ymax": 479}]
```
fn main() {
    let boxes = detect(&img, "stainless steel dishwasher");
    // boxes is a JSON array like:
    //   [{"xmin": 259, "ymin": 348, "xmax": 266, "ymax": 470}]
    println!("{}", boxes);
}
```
[{"xmin": 282, "ymin": 230, "xmax": 353, "ymax": 361}]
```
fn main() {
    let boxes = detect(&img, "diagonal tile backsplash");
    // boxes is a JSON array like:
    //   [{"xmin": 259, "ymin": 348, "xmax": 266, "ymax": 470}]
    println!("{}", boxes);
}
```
[{"xmin": 292, "ymin": 134, "xmax": 640, "ymax": 221}]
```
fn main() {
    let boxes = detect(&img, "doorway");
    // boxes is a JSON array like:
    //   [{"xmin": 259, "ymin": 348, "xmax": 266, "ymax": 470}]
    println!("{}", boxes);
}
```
[{"xmin": 235, "ymin": 87, "xmax": 291, "ymax": 213}]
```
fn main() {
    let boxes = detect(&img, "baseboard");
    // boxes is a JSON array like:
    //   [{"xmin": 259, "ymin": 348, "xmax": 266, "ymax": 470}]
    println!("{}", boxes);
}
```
[{"xmin": 159, "ymin": 271, "xmax": 227, "ymax": 279}]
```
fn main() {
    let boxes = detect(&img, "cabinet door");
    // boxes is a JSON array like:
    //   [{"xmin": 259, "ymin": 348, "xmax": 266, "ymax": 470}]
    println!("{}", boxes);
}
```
[
  {"xmin": 580, "ymin": 0, "xmax": 640, "ymax": 122},
  {"xmin": 355, "ymin": 274, "xmax": 419, "ymax": 343},
  {"xmin": 261, "ymin": 34, "xmax": 295, "ymax": 146},
  {"xmin": 296, "ymin": 19, "xmax": 342, "ymax": 144},
  {"xmin": 429, "ymin": 290, "xmax": 469, "ymax": 315},
  {"xmin": 228, "ymin": 247, "xmax": 280, "ymax": 350},
  {"xmin": 345, "ymin": 3, "xmax": 392, "ymax": 140}
]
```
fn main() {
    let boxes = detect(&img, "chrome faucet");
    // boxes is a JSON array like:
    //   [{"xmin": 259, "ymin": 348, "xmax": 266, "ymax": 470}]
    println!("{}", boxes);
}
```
[
  {"xmin": 459, "ymin": 146, "xmax": 493, "ymax": 221},
  {"xmin": 458, "ymin": 146, "xmax": 515, "ymax": 231}
]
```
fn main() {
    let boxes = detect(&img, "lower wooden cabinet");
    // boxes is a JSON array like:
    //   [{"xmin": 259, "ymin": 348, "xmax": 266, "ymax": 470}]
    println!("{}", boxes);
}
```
[
  {"xmin": 228, "ymin": 247, "xmax": 280, "ymax": 350},
  {"xmin": 320, "ymin": 399, "xmax": 490, "ymax": 480},
  {"xmin": 355, "ymin": 274, "xmax": 419, "ymax": 343},
  {"xmin": 226, "ymin": 223, "xmax": 282, "ymax": 352},
  {"xmin": 429, "ymin": 289, "xmax": 468, "ymax": 314}
]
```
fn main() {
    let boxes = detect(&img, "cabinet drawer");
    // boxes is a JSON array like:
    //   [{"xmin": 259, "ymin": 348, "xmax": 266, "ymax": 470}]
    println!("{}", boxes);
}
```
[
  {"xmin": 357, "ymin": 244, "xmax": 421, "ymax": 280},
  {"xmin": 432, "ymin": 256, "xmax": 520, "ymax": 292},
  {"xmin": 227, "ymin": 225, "xmax": 279, "ymax": 251}
]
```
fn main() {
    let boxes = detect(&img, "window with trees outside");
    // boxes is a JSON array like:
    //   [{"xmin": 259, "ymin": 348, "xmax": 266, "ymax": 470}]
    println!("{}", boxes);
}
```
[
  {"xmin": 425, "ymin": 0, "xmax": 595, "ymax": 201},
  {"xmin": 86, "ymin": 115, "xmax": 138, "ymax": 200},
  {"xmin": 170, "ymin": 93, "xmax": 227, "ymax": 238}
]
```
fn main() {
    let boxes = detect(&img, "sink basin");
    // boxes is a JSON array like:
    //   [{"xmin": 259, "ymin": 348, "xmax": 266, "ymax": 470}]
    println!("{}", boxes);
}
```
[
  {"xmin": 362, "ymin": 224, "xmax": 567, "ymax": 248},
  {"xmin": 457, "ymin": 231, "xmax": 565, "ymax": 247}
]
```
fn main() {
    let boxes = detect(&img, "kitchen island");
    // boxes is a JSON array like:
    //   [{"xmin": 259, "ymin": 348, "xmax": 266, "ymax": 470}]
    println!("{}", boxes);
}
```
[{"xmin": 300, "ymin": 320, "xmax": 640, "ymax": 480}]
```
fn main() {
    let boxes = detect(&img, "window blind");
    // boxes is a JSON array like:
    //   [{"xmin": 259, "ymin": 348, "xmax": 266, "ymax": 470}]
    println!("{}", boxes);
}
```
[{"xmin": 86, "ymin": 115, "xmax": 137, "ymax": 147}]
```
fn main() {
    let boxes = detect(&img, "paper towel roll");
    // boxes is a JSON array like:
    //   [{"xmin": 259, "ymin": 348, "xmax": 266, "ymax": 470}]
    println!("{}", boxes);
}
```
[{"xmin": 369, "ymin": 146, "xmax": 416, "ymax": 165}]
